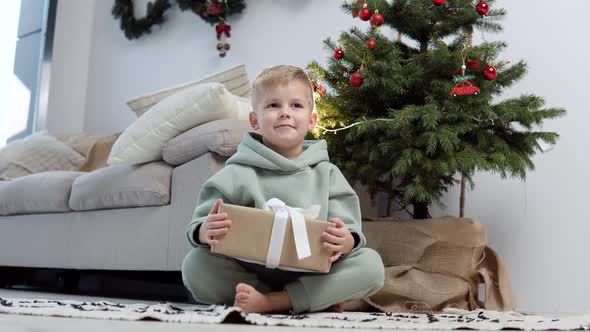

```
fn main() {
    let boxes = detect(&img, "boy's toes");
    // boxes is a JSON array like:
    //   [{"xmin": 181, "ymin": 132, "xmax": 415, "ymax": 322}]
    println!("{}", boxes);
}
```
[
  {"xmin": 235, "ymin": 282, "xmax": 254, "ymax": 294},
  {"xmin": 323, "ymin": 303, "xmax": 344, "ymax": 313},
  {"xmin": 235, "ymin": 292, "xmax": 249, "ymax": 301}
]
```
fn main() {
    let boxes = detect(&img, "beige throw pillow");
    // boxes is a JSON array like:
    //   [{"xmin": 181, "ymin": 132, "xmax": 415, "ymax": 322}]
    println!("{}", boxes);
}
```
[
  {"xmin": 126, "ymin": 64, "xmax": 251, "ymax": 117},
  {"xmin": 57, "ymin": 133, "xmax": 122, "ymax": 172},
  {"xmin": 0, "ymin": 132, "xmax": 86, "ymax": 180}
]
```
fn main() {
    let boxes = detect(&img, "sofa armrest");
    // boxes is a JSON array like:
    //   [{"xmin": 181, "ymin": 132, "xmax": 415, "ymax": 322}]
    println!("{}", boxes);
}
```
[
  {"xmin": 162, "ymin": 119, "xmax": 250, "ymax": 166},
  {"xmin": 166, "ymin": 152, "xmax": 228, "ymax": 270}
]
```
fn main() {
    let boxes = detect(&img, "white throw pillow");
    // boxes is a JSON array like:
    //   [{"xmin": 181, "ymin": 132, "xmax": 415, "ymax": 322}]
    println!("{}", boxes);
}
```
[
  {"xmin": 108, "ymin": 83, "xmax": 239, "ymax": 165},
  {"xmin": 126, "ymin": 64, "xmax": 251, "ymax": 118}
]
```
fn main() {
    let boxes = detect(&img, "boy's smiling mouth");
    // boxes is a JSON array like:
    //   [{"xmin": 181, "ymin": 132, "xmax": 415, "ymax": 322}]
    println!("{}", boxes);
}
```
[{"xmin": 275, "ymin": 124, "xmax": 295, "ymax": 129}]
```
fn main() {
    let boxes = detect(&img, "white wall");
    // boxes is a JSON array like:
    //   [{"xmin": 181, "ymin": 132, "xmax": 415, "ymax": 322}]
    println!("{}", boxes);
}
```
[
  {"xmin": 83, "ymin": 0, "xmax": 373, "ymax": 133},
  {"xmin": 43, "ymin": 0, "xmax": 96, "ymax": 134},
  {"xmin": 46, "ymin": 0, "xmax": 590, "ymax": 313},
  {"xmin": 430, "ymin": 0, "xmax": 590, "ymax": 313}
]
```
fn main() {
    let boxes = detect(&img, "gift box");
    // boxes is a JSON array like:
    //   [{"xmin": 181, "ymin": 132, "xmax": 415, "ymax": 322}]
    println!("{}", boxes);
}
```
[{"xmin": 211, "ymin": 200, "xmax": 333, "ymax": 273}]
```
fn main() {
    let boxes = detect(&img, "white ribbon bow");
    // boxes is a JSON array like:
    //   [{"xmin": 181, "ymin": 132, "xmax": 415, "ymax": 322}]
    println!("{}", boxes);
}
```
[{"xmin": 262, "ymin": 198, "xmax": 321, "ymax": 269}]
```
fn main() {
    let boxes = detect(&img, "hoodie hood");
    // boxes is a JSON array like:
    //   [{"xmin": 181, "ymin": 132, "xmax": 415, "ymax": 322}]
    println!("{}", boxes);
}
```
[{"xmin": 226, "ymin": 132, "xmax": 329, "ymax": 173}]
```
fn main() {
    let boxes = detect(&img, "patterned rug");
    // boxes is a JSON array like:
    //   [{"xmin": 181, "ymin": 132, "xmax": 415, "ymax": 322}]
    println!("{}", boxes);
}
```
[{"xmin": 1, "ymin": 297, "xmax": 589, "ymax": 330}]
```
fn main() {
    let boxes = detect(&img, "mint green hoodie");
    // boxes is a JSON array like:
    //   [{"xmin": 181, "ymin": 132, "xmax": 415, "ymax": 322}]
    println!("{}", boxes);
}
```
[{"xmin": 186, "ymin": 132, "xmax": 366, "ymax": 254}]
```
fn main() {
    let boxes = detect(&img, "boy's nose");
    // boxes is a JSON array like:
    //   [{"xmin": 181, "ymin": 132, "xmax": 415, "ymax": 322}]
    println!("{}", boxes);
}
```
[{"xmin": 279, "ymin": 109, "xmax": 291, "ymax": 117}]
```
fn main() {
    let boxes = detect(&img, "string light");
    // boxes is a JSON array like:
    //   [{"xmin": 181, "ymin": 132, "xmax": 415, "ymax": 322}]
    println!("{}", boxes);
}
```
[{"xmin": 315, "ymin": 117, "xmax": 396, "ymax": 135}]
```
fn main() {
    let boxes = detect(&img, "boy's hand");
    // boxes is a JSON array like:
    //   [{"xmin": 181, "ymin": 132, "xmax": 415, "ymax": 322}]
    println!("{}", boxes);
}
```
[
  {"xmin": 198, "ymin": 198, "xmax": 232, "ymax": 246},
  {"xmin": 322, "ymin": 217, "xmax": 354, "ymax": 263}
]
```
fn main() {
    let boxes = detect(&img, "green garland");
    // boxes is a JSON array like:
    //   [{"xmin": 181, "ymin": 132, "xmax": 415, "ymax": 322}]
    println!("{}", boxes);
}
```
[
  {"xmin": 177, "ymin": 0, "xmax": 246, "ymax": 25},
  {"xmin": 112, "ymin": 0, "xmax": 172, "ymax": 40},
  {"xmin": 112, "ymin": 0, "xmax": 246, "ymax": 41}
]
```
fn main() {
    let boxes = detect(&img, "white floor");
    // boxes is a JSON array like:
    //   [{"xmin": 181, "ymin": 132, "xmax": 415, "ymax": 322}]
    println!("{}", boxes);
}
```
[{"xmin": 0, "ymin": 288, "xmax": 390, "ymax": 332}]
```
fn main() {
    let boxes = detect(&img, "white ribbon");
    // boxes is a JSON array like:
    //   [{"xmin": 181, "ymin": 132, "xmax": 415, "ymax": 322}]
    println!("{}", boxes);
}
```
[{"xmin": 262, "ymin": 198, "xmax": 321, "ymax": 269}]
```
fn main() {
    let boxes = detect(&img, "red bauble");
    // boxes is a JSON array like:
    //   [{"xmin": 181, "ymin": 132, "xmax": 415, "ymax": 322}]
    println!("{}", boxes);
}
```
[
  {"xmin": 432, "ymin": 0, "xmax": 446, "ymax": 6},
  {"xmin": 312, "ymin": 82, "xmax": 326, "ymax": 97},
  {"xmin": 466, "ymin": 59, "xmax": 481, "ymax": 70},
  {"xmin": 349, "ymin": 72, "xmax": 364, "ymax": 87},
  {"xmin": 476, "ymin": 1, "xmax": 490, "ymax": 16},
  {"xmin": 333, "ymin": 49, "xmax": 344, "ymax": 60},
  {"xmin": 370, "ymin": 12, "xmax": 384, "ymax": 27},
  {"xmin": 482, "ymin": 65, "xmax": 497, "ymax": 80},
  {"xmin": 359, "ymin": 7, "xmax": 372, "ymax": 21},
  {"xmin": 366, "ymin": 39, "xmax": 377, "ymax": 49}
]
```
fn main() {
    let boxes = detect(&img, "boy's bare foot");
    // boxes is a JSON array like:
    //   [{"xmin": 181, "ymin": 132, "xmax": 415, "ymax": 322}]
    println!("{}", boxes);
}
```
[
  {"xmin": 234, "ymin": 283, "xmax": 270, "ymax": 313},
  {"xmin": 233, "ymin": 283, "xmax": 291, "ymax": 313}
]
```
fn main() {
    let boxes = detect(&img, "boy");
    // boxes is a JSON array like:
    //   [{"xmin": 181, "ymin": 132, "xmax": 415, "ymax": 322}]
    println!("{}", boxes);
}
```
[{"xmin": 182, "ymin": 65, "xmax": 384, "ymax": 314}]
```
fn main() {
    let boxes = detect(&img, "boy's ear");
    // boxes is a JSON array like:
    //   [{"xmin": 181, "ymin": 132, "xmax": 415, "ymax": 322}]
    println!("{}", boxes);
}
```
[
  {"xmin": 249, "ymin": 111, "xmax": 259, "ymax": 130},
  {"xmin": 308, "ymin": 111, "xmax": 318, "ymax": 130}
]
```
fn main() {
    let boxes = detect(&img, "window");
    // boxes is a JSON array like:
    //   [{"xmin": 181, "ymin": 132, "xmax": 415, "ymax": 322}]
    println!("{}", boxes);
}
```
[
  {"xmin": 0, "ymin": 0, "xmax": 56, "ymax": 148},
  {"xmin": 0, "ymin": 1, "xmax": 25, "ymax": 148}
]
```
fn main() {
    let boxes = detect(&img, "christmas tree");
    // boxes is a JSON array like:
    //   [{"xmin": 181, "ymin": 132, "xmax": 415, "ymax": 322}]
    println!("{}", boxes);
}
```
[{"xmin": 307, "ymin": 0, "xmax": 565, "ymax": 219}]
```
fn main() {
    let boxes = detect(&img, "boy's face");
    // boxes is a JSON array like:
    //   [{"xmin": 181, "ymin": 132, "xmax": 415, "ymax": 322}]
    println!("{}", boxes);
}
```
[{"xmin": 249, "ymin": 79, "xmax": 317, "ymax": 158}]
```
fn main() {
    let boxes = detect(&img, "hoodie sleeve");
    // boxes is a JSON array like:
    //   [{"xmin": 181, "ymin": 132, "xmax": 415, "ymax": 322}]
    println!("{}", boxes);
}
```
[
  {"xmin": 327, "ymin": 165, "xmax": 367, "ymax": 255},
  {"xmin": 186, "ymin": 168, "xmax": 235, "ymax": 248}
]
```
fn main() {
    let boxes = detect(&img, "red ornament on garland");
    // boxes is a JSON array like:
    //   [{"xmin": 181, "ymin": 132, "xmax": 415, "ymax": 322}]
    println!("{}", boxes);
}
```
[
  {"xmin": 482, "ymin": 65, "xmax": 497, "ymax": 80},
  {"xmin": 432, "ymin": 0, "xmax": 446, "ymax": 6},
  {"xmin": 215, "ymin": 19, "xmax": 231, "ymax": 57},
  {"xmin": 476, "ymin": 1, "xmax": 490, "ymax": 16},
  {"xmin": 349, "ymin": 72, "xmax": 364, "ymax": 87},
  {"xmin": 359, "ymin": 5, "xmax": 372, "ymax": 21},
  {"xmin": 215, "ymin": 22, "xmax": 231, "ymax": 39},
  {"xmin": 333, "ymin": 49, "xmax": 344, "ymax": 60},
  {"xmin": 208, "ymin": 2, "xmax": 222, "ymax": 15},
  {"xmin": 366, "ymin": 39, "xmax": 377, "ymax": 49},
  {"xmin": 370, "ymin": 10, "xmax": 384, "ymax": 28}
]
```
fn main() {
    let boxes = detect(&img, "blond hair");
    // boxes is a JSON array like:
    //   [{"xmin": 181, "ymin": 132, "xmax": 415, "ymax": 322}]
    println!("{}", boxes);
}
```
[{"xmin": 251, "ymin": 65, "xmax": 315, "ymax": 112}]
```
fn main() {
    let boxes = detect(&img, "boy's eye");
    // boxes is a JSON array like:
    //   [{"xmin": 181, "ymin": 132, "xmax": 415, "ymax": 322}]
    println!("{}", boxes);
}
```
[
  {"xmin": 267, "ymin": 103, "xmax": 280, "ymax": 108},
  {"xmin": 293, "ymin": 103, "xmax": 304, "ymax": 108}
]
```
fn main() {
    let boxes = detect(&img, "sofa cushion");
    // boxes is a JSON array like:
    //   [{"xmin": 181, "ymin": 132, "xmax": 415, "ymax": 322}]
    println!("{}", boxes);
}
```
[
  {"xmin": 0, "ymin": 132, "xmax": 86, "ymax": 180},
  {"xmin": 163, "ymin": 119, "xmax": 251, "ymax": 166},
  {"xmin": 126, "ymin": 64, "xmax": 251, "ymax": 117},
  {"xmin": 0, "ymin": 171, "xmax": 84, "ymax": 216},
  {"xmin": 69, "ymin": 161, "xmax": 172, "ymax": 211},
  {"xmin": 108, "ymin": 83, "xmax": 245, "ymax": 166}
]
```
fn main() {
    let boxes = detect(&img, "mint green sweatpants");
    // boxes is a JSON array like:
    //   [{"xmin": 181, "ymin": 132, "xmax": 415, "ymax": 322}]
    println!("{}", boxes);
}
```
[{"xmin": 182, "ymin": 247, "xmax": 384, "ymax": 313}]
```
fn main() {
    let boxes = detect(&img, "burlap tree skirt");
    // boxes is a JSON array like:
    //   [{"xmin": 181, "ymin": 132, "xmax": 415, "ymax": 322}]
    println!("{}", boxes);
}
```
[{"xmin": 358, "ymin": 216, "xmax": 517, "ymax": 312}]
